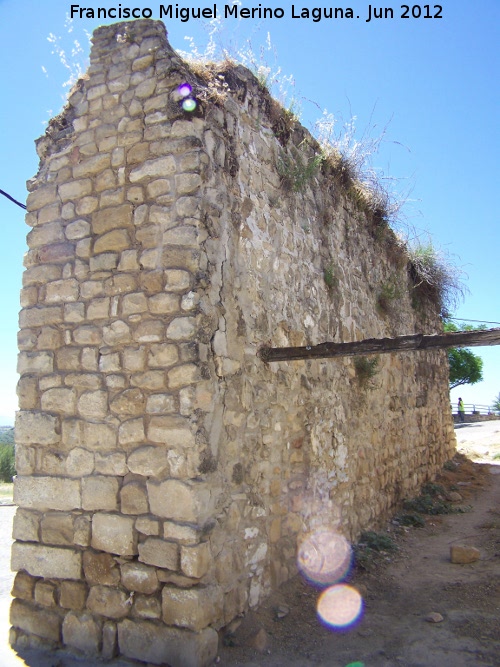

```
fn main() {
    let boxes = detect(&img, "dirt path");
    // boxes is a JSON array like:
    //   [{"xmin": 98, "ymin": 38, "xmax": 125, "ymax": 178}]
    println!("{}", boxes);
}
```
[{"xmin": 217, "ymin": 457, "xmax": 500, "ymax": 667}]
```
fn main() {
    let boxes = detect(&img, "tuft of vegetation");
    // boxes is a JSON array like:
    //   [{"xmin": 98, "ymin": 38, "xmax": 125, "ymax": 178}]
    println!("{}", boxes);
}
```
[
  {"xmin": 354, "ymin": 356, "xmax": 379, "ymax": 385},
  {"xmin": 277, "ymin": 145, "xmax": 323, "ymax": 192},
  {"xmin": 394, "ymin": 512, "xmax": 426, "ymax": 527},
  {"xmin": 377, "ymin": 278, "xmax": 403, "ymax": 313},
  {"xmin": 323, "ymin": 263, "xmax": 337, "ymax": 291},
  {"xmin": 406, "ymin": 241, "xmax": 468, "ymax": 316},
  {"xmin": 354, "ymin": 530, "xmax": 398, "ymax": 570}
]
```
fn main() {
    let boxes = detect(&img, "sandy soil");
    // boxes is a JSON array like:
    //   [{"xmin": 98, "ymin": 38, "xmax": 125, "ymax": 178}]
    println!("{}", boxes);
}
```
[{"xmin": 1, "ymin": 422, "xmax": 499, "ymax": 667}]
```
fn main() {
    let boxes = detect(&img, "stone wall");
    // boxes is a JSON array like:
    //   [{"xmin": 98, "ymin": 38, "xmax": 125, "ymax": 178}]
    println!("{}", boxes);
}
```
[{"xmin": 11, "ymin": 20, "xmax": 456, "ymax": 666}]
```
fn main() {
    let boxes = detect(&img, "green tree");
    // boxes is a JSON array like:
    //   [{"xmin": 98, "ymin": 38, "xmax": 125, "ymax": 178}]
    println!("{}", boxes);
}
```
[
  {"xmin": 444, "ymin": 321, "xmax": 484, "ymax": 390},
  {"xmin": 493, "ymin": 393, "xmax": 500, "ymax": 414}
]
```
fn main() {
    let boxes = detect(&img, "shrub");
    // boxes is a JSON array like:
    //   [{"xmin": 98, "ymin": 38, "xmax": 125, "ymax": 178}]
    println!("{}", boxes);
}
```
[{"xmin": 0, "ymin": 444, "xmax": 15, "ymax": 483}]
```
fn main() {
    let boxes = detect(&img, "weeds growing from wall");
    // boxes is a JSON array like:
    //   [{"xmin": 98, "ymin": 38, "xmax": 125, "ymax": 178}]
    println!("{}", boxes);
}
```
[
  {"xmin": 277, "ymin": 145, "xmax": 323, "ymax": 192},
  {"xmin": 354, "ymin": 356, "xmax": 379, "ymax": 386}
]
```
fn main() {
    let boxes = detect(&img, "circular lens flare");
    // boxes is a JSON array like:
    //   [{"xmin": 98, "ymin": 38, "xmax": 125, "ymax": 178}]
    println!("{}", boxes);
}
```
[
  {"xmin": 182, "ymin": 98, "xmax": 197, "ymax": 112},
  {"xmin": 297, "ymin": 528, "xmax": 352, "ymax": 585},
  {"xmin": 317, "ymin": 584, "xmax": 363, "ymax": 629},
  {"xmin": 177, "ymin": 82, "xmax": 192, "ymax": 98}
]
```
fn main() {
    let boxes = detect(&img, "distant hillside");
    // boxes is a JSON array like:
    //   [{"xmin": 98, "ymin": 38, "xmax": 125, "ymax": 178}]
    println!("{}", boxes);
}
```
[{"xmin": 0, "ymin": 427, "xmax": 14, "ymax": 446}]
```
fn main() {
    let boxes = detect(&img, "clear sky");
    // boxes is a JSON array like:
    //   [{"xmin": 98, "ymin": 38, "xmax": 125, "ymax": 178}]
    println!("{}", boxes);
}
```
[{"xmin": 0, "ymin": 0, "xmax": 498, "ymax": 424}]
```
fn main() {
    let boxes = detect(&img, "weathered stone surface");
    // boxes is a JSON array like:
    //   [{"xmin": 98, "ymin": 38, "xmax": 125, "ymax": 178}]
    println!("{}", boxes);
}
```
[
  {"xmin": 82, "ymin": 475, "xmax": 120, "ymax": 511},
  {"xmin": 83, "ymin": 550, "xmax": 120, "ymax": 586},
  {"xmin": 15, "ymin": 411, "xmax": 59, "ymax": 445},
  {"xmin": 450, "ymin": 545, "xmax": 481, "ymax": 564},
  {"xmin": 60, "ymin": 581, "xmax": 88, "ymax": 610},
  {"xmin": 147, "ymin": 479, "xmax": 212, "ymax": 523},
  {"xmin": 91, "ymin": 513, "xmax": 137, "ymax": 556},
  {"xmin": 62, "ymin": 611, "xmax": 101, "ymax": 655},
  {"xmin": 147, "ymin": 416, "xmax": 195, "ymax": 447},
  {"xmin": 10, "ymin": 599, "xmax": 61, "ymax": 642},
  {"xmin": 12, "ymin": 509, "xmax": 40, "ymax": 542},
  {"xmin": 40, "ymin": 512, "xmax": 75, "ymax": 546},
  {"xmin": 118, "ymin": 619, "xmax": 218, "ymax": 667},
  {"xmin": 11, "ymin": 572, "xmax": 36, "ymax": 601},
  {"xmin": 34, "ymin": 581, "xmax": 57, "ymax": 607},
  {"xmin": 181, "ymin": 542, "xmax": 212, "ymax": 579},
  {"xmin": 87, "ymin": 585, "xmax": 130, "ymax": 619},
  {"xmin": 161, "ymin": 585, "xmax": 224, "ymax": 632},
  {"xmin": 127, "ymin": 445, "xmax": 170, "ymax": 477},
  {"xmin": 11, "ymin": 542, "xmax": 82, "ymax": 580},
  {"xmin": 120, "ymin": 482, "xmax": 149, "ymax": 515},
  {"xmin": 138, "ymin": 537, "xmax": 179, "ymax": 570},
  {"xmin": 121, "ymin": 562, "xmax": 159, "ymax": 594},
  {"xmin": 14, "ymin": 476, "xmax": 81, "ymax": 511}
]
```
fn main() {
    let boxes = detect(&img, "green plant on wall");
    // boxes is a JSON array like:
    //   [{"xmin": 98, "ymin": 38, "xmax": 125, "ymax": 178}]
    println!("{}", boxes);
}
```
[
  {"xmin": 323, "ymin": 263, "xmax": 337, "ymax": 292},
  {"xmin": 377, "ymin": 278, "xmax": 403, "ymax": 313},
  {"xmin": 277, "ymin": 145, "xmax": 323, "ymax": 192},
  {"xmin": 354, "ymin": 356, "xmax": 379, "ymax": 386}
]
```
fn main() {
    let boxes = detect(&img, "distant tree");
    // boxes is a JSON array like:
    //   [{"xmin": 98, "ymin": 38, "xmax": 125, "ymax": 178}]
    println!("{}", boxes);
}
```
[
  {"xmin": 493, "ymin": 393, "xmax": 500, "ymax": 414},
  {"xmin": 444, "ymin": 321, "xmax": 485, "ymax": 390}
]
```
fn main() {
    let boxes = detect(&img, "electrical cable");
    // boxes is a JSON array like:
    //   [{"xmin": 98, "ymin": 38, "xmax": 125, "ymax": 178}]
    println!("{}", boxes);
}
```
[{"xmin": 0, "ymin": 188, "xmax": 27, "ymax": 210}]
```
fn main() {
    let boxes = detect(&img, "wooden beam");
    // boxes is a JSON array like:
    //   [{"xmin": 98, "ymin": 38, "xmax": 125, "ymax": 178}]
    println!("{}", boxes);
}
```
[{"xmin": 259, "ymin": 327, "xmax": 500, "ymax": 363}]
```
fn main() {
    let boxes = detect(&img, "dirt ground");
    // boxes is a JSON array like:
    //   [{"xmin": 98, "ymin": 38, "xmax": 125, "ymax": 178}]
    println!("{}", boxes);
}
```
[{"xmin": 1, "ymin": 422, "xmax": 499, "ymax": 667}]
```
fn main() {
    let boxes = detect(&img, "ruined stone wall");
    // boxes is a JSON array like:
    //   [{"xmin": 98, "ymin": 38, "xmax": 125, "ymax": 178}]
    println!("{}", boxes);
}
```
[{"xmin": 11, "ymin": 20, "xmax": 455, "ymax": 666}]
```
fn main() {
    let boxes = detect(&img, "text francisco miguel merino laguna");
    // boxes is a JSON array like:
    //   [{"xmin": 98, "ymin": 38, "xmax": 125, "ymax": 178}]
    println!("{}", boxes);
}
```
[{"xmin": 69, "ymin": 4, "xmax": 444, "ymax": 23}]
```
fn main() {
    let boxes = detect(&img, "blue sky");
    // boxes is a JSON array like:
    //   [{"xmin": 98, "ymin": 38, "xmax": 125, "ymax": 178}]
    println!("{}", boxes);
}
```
[{"xmin": 0, "ymin": 0, "xmax": 498, "ymax": 424}]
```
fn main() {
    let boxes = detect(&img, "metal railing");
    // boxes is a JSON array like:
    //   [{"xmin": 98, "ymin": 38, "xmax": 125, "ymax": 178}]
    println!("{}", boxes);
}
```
[{"xmin": 450, "ymin": 403, "xmax": 498, "ymax": 415}]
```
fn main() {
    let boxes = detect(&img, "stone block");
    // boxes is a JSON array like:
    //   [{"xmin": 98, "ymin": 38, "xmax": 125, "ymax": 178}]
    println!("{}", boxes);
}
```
[
  {"xmin": 40, "ymin": 512, "xmax": 75, "ymax": 546},
  {"xmin": 118, "ymin": 418, "xmax": 145, "ymax": 445},
  {"xmin": 110, "ymin": 388, "xmax": 145, "ymax": 416},
  {"xmin": 91, "ymin": 513, "xmax": 137, "ymax": 556},
  {"xmin": 147, "ymin": 416, "xmax": 195, "ymax": 448},
  {"xmin": 11, "ymin": 542, "xmax": 82, "ymax": 580},
  {"xmin": 14, "ymin": 476, "xmax": 81, "ymax": 511},
  {"xmin": 118, "ymin": 618, "xmax": 218, "ymax": 667},
  {"xmin": 11, "ymin": 572, "xmax": 36, "ymax": 601},
  {"xmin": 10, "ymin": 599, "xmax": 61, "ymax": 642},
  {"xmin": 167, "ymin": 317, "xmax": 196, "ymax": 341},
  {"xmin": 168, "ymin": 363, "xmax": 199, "ymax": 389},
  {"xmin": 181, "ymin": 542, "xmax": 212, "ymax": 579},
  {"xmin": 148, "ymin": 343, "xmax": 179, "ymax": 368},
  {"xmin": 87, "ymin": 585, "xmax": 130, "ymax": 619},
  {"xmin": 95, "ymin": 451, "xmax": 128, "ymax": 475},
  {"xmin": 161, "ymin": 585, "xmax": 223, "ymax": 632},
  {"xmin": 138, "ymin": 537, "xmax": 178, "ymax": 570},
  {"xmin": 62, "ymin": 611, "xmax": 101, "ymax": 655},
  {"xmin": 102, "ymin": 621, "xmax": 117, "ymax": 660},
  {"xmin": 129, "ymin": 156, "xmax": 176, "ymax": 182},
  {"xmin": 146, "ymin": 393, "xmax": 176, "ymax": 414},
  {"xmin": 62, "ymin": 420, "xmax": 117, "ymax": 452},
  {"xmin": 82, "ymin": 475, "xmax": 119, "ymax": 511},
  {"xmin": 121, "ymin": 562, "xmax": 159, "ymax": 594},
  {"xmin": 131, "ymin": 595, "xmax": 161, "ymax": 619},
  {"xmin": 12, "ymin": 508, "xmax": 40, "ymax": 542},
  {"xmin": 60, "ymin": 580, "xmax": 88, "ymax": 610},
  {"xmin": 94, "ymin": 228, "xmax": 130, "ymax": 253},
  {"xmin": 34, "ymin": 581, "xmax": 57, "ymax": 607},
  {"xmin": 120, "ymin": 482, "xmax": 149, "ymax": 515},
  {"xmin": 77, "ymin": 390, "xmax": 108, "ymax": 420},
  {"xmin": 15, "ymin": 411, "xmax": 59, "ymax": 445},
  {"xmin": 83, "ymin": 550, "xmax": 120, "ymax": 586},
  {"xmin": 127, "ymin": 445, "xmax": 170, "ymax": 477},
  {"xmin": 163, "ymin": 521, "xmax": 199, "ymax": 545},
  {"xmin": 41, "ymin": 387, "xmax": 77, "ymax": 415},
  {"xmin": 147, "ymin": 479, "xmax": 212, "ymax": 523},
  {"xmin": 135, "ymin": 516, "xmax": 160, "ymax": 536},
  {"xmin": 91, "ymin": 204, "xmax": 133, "ymax": 234},
  {"xmin": 65, "ymin": 447, "xmax": 95, "ymax": 477}
]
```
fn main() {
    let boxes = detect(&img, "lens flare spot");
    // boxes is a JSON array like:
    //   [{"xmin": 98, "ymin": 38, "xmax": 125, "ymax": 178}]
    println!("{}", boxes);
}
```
[
  {"xmin": 345, "ymin": 663, "xmax": 365, "ymax": 667},
  {"xmin": 317, "ymin": 584, "xmax": 363, "ymax": 629},
  {"xmin": 177, "ymin": 82, "xmax": 192, "ymax": 97},
  {"xmin": 182, "ymin": 98, "xmax": 197, "ymax": 112},
  {"xmin": 297, "ymin": 528, "xmax": 352, "ymax": 585}
]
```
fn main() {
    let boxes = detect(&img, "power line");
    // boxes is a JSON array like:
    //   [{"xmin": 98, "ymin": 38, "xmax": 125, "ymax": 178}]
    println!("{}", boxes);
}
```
[
  {"xmin": 449, "ymin": 318, "xmax": 500, "ymax": 326},
  {"xmin": 0, "ymin": 188, "xmax": 26, "ymax": 210}
]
